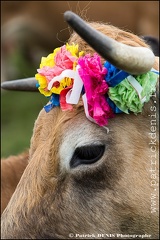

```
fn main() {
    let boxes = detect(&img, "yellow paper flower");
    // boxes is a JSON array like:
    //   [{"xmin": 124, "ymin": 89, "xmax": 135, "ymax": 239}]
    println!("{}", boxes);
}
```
[
  {"xmin": 38, "ymin": 87, "xmax": 52, "ymax": 97},
  {"xmin": 35, "ymin": 73, "xmax": 47, "ymax": 88},
  {"xmin": 36, "ymin": 43, "xmax": 83, "ymax": 97},
  {"xmin": 66, "ymin": 43, "xmax": 84, "ymax": 58},
  {"xmin": 40, "ymin": 47, "xmax": 61, "ymax": 68},
  {"xmin": 51, "ymin": 77, "xmax": 73, "ymax": 94},
  {"xmin": 35, "ymin": 73, "xmax": 52, "ymax": 97}
]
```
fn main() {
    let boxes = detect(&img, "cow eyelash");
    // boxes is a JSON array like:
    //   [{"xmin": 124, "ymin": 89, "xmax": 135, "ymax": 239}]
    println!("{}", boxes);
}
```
[{"xmin": 70, "ymin": 145, "xmax": 105, "ymax": 168}]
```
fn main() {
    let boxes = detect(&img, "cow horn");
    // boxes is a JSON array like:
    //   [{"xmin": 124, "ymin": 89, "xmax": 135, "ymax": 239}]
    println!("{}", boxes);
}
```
[
  {"xmin": 64, "ymin": 11, "xmax": 155, "ymax": 75},
  {"xmin": 1, "ymin": 77, "xmax": 38, "ymax": 91}
]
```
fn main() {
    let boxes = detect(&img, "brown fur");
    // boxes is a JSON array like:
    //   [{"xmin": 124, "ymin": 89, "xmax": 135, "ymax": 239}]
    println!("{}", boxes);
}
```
[
  {"xmin": 1, "ymin": 22, "xmax": 159, "ymax": 239},
  {"xmin": 1, "ymin": 151, "xmax": 29, "ymax": 214}
]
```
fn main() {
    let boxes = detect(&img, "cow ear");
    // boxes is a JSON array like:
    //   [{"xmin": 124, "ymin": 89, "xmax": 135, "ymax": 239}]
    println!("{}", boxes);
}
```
[{"xmin": 142, "ymin": 36, "xmax": 159, "ymax": 57}]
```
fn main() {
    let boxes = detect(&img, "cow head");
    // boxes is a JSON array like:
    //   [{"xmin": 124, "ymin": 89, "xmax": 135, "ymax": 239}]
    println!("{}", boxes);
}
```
[{"xmin": 1, "ymin": 12, "xmax": 159, "ymax": 239}]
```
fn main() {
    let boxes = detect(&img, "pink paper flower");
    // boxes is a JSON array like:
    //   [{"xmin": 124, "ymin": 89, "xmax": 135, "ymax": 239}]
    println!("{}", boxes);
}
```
[
  {"xmin": 37, "ymin": 66, "xmax": 61, "ymax": 82},
  {"xmin": 54, "ymin": 45, "xmax": 77, "ymax": 70},
  {"xmin": 37, "ymin": 45, "xmax": 78, "ymax": 84},
  {"xmin": 78, "ymin": 53, "xmax": 114, "ymax": 126}
]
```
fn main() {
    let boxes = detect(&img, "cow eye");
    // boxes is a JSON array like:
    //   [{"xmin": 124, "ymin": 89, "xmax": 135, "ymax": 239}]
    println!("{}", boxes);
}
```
[{"xmin": 70, "ymin": 145, "xmax": 105, "ymax": 168}]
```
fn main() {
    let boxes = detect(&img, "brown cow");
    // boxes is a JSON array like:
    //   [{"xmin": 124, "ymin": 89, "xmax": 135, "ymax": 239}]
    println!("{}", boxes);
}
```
[
  {"xmin": 1, "ymin": 151, "xmax": 29, "ymax": 214},
  {"xmin": 1, "ymin": 12, "xmax": 159, "ymax": 239}
]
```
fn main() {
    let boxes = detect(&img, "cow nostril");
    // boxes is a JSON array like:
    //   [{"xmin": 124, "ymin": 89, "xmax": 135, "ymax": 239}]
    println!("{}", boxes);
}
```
[{"xmin": 70, "ymin": 145, "xmax": 105, "ymax": 168}]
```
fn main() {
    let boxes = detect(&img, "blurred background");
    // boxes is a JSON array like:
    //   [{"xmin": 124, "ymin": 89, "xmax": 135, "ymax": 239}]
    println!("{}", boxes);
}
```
[{"xmin": 1, "ymin": 1, "xmax": 159, "ymax": 157}]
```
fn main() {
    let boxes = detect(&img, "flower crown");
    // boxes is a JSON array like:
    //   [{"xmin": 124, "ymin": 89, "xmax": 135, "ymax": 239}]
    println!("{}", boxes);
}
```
[{"xmin": 35, "ymin": 43, "xmax": 159, "ymax": 126}]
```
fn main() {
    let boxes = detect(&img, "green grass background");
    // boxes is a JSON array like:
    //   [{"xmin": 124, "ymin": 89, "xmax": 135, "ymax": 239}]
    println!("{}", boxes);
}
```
[
  {"xmin": 1, "ymin": 38, "xmax": 50, "ymax": 158},
  {"xmin": 1, "ymin": 91, "xmax": 48, "ymax": 158}
]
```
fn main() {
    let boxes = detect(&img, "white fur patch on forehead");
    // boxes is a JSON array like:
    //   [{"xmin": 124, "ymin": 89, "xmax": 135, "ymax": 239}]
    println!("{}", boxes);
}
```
[{"xmin": 59, "ymin": 117, "xmax": 109, "ymax": 173}]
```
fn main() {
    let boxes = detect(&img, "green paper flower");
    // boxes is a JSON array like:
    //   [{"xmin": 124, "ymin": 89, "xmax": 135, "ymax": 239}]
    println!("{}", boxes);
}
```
[{"xmin": 108, "ymin": 71, "xmax": 158, "ymax": 114}]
